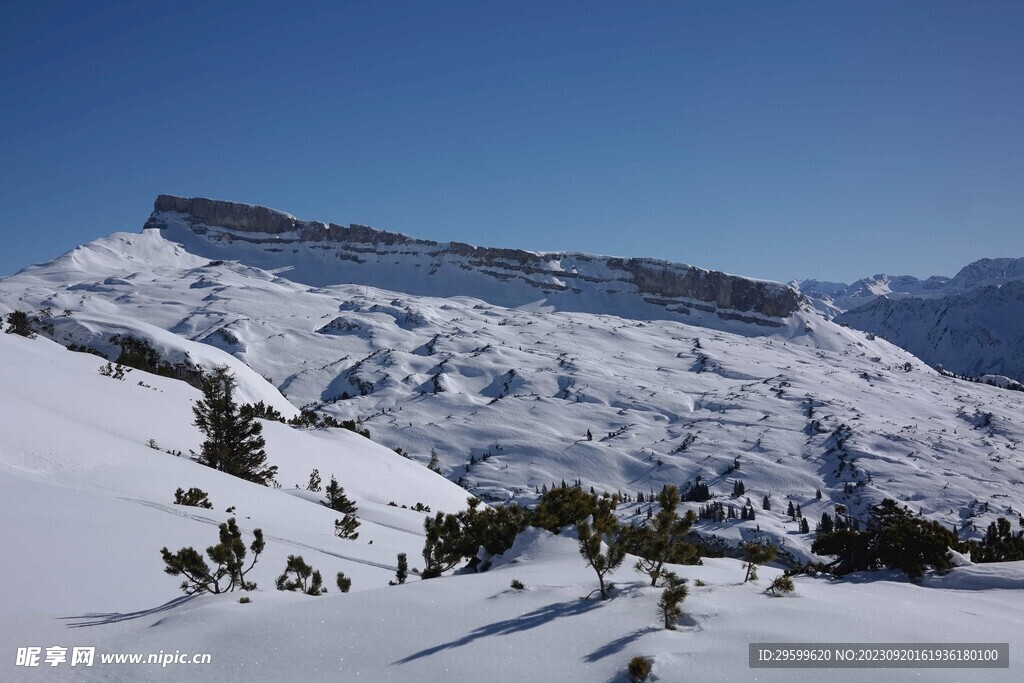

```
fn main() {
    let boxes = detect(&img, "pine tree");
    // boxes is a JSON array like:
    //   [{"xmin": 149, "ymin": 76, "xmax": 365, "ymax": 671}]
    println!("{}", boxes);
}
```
[
  {"xmin": 816, "ymin": 488, "xmax": 823, "ymax": 500},
  {"xmin": 742, "ymin": 541, "xmax": 778, "ymax": 582},
  {"xmin": 276, "ymin": 555, "xmax": 326, "ymax": 595},
  {"xmin": 626, "ymin": 485, "xmax": 699, "ymax": 586},
  {"xmin": 586, "ymin": 429, "xmax": 593, "ymax": 441},
  {"xmin": 818, "ymin": 512, "xmax": 834, "ymax": 535},
  {"xmin": 767, "ymin": 575, "xmax": 795, "ymax": 596},
  {"xmin": 656, "ymin": 573, "xmax": 689, "ymax": 629},
  {"xmin": 787, "ymin": 501, "xmax": 796, "ymax": 519},
  {"xmin": 174, "ymin": 486, "xmax": 213, "ymax": 509},
  {"xmin": 336, "ymin": 571, "xmax": 352, "ymax": 592},
  {"xmin": 628, "ymin": 656, "xmax": 651, "ymax": 682},
  {"xmin": 5, "ymin": 310, "xmax": 36, "ymax": 337},
  {"xmin": 427, "ymin": 449, "xmax": 442, "ymax": 474},
  {"xmin": 334, "ymin": 514, "xmax": 361, "ymax": 540},
  {"xmin": 307, "ymin": 468, "xmax": 322, "ymax": 492},
  {"xmin": 160, "ymin": 517, "xmax": 263, "ymax": 594},
  {"xmin": 394, "ymin": 553, "xmax": 408, "ymax": 585},
  {"xmin": 323, "ymin": 475, "xmax": 357, "ymax": 514},
  {"xmin": 421, "ymin": 511, "xmax": 466, "ymax": 579},
  {"xmin": 577, "ymin": 496, "xmax": 625, "ymax": 599},
  {"xmin": 762, "ymin": 495, "xmax": 771, "ymax": 511},
  {"xmin": 192, "ymin": 366, "xmax": 277, "ymax": 485},
  {"xmin": 800, "ymin": 517, "xmax": 810, "ymax": 534}
]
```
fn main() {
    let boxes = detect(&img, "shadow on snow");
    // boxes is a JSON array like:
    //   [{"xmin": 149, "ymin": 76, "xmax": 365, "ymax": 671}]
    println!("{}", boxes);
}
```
[
  {"xmin": 59, "ymin": 595, "xmax": 197, "ymax": 628},
  {"xmin": 393, "ymin": 597, "xmax": 604, "ymax": 665}
]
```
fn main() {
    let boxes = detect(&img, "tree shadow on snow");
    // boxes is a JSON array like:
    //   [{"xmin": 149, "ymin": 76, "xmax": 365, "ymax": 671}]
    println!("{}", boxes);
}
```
[
  {"xmin": 583, "ymin": 626, "xmax": 659, "ymax": 662},
  {"xmin": 59, "ymin": 595, "xmax": 197, "ymax": 628},
  {"xmin": 393, "ymin": 597, "xmax": 604, "ymax": 665}
]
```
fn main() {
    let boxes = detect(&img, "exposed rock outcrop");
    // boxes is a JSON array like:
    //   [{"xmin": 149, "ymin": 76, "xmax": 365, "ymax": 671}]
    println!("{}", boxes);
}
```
[{"xmin": 146, "ymin": 194, "xmax": 803, "ymax": 323}]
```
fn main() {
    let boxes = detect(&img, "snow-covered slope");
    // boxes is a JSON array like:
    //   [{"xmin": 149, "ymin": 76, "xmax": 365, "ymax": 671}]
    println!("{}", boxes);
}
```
[
  {"xmin": 0, "ymin": 338, "xmax": 1021, "ymax": 683},
  {"xmin": 0, "ymin": 331, "xmax": 472, "ymax": 673},
  {"xmin": 3, "ymin": 225, "xmax": 1024, "ymax": 564}
]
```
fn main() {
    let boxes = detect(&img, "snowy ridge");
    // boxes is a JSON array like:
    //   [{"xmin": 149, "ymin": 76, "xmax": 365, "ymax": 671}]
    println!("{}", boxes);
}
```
[{"xmin": 144, "ymin": 194, "xmax": 804, "ymax": 326}]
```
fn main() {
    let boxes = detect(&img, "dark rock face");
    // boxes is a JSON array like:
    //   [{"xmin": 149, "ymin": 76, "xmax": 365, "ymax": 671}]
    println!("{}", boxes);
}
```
[
  {"xmin": 147, "ymin": 194, "xmax": 803, "ymax": 321},
  {"xmin": 617, "ymin": 259, "xmax": 801, "ymax": 317},
  {"xmin": 153, "ymin": 195, "xmax": 298, "ymax": 235}
]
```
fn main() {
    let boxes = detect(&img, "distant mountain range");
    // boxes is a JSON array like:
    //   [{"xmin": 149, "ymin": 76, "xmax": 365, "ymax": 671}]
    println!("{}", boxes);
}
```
[{"xmin": 796, "ymin": 258, "xmax": 1024, "ymax": 381}]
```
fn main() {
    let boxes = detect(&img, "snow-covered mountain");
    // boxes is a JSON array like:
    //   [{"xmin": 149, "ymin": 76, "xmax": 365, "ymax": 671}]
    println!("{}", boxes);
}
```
[
  {"xmin": 796, "ymin": 258, "xmax": 1024, "ymax": 313},
  {"xmin": 796, "ymin": 258, "xmax": 1024, "ymax": 380},
  {"xmin": 3, "ymin": 196, "xmax": 1024, "ymax": 557},
  {"xmin": 3, "ymin": 196, "xmax": 1024, "ymax": 680},
  {"xmin": 835, "ymin": 280, "xmax": 1024, "ymax": 381},
  {"xmin": 144, "ymin": 194, "xmax": 803, "ymax": 327}
]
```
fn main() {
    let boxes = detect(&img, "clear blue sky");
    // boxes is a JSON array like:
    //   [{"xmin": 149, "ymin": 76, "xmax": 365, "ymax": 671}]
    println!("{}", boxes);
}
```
[{"xmin": 2, "ymin": 1, "xmax": 1022, "ymax": 283}]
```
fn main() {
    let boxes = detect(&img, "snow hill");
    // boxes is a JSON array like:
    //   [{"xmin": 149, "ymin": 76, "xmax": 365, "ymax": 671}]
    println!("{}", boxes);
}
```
[{"xmin": 1, "ymin": 333, "xmax": 1023, "ymax": 682}]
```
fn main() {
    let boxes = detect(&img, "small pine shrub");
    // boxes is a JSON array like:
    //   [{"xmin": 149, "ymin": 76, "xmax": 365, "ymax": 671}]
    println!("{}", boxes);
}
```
[
  {"xmin": 694, "ymin": 578, "xmax": 706, "ymax": 587},
  {"xmin": 307, "ymin": 468, "xmax": 322, "ymax": 492},
  {"xmin": 334, "ymin": 514, "xmax": 361, "ymax": 540},
  {"xmin": 336, "ymin": 571, "xmax": 352, "ymax": 593},
  {"xmin": 742, "ymin": 542, "xmax": 778, "ymax": 582},
  {"xmin": 427, "ymin": 448, "xmax": 442, "ymax": 474},
  {"xmin": 657, "ymin": 574, "xmax": 688, "ymax": 630},
  {"xmin": 5, "ymin": 310, "xmax": 36, "ymax": 337},
  {"xmin": 160, "ymin": 518, "xmax": 263, "ymax": 594},
  {"xmin": 99, "ymin": 362, "xmax": 129, "ymax": 380},
  {"xmin": 767, "ymin": 575, "xmax": 795, "ymax": 596},
  {"xmin": 394, "ymin": 553, "xmax": 408, "ymax": 585},
  {"xmin": 627, "ymin": 655, "xmax": 651, "ymax": 682},
  {"xmin": 510, "ymin": 579, "xmax": 525, "ymax": 591},
  {"xmin": 240, "ymin": 401, "xmax": 285, "ymax": 423},
  {"xmin": 173, "ymin": 487, "xmax": 214, "ymax": 509},
  {"xmin": 275, "ymin": 555, "xmax": 326, "ymax": 595},
  {"xmin": 238, "ymin": 596, "xmax": 251, "ymax": 604}
]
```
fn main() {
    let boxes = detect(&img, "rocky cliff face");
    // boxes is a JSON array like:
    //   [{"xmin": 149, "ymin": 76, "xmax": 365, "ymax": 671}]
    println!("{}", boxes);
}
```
[{"xmin": 145, "ymin": 194, "xmax": 803, "ymax": 326}]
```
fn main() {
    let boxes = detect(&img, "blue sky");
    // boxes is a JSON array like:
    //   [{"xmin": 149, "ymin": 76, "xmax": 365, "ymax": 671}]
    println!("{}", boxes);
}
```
[{"xmin": 1, "ymin": 1, "xmax": 1022, "ymax": 282}]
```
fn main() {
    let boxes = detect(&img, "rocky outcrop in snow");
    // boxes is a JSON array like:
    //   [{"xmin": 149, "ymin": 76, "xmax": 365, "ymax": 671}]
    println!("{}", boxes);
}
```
[{"xmin": 145, "ymin": 194, "xmax": 803, "ymax": 326}]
